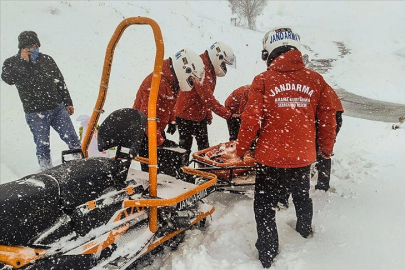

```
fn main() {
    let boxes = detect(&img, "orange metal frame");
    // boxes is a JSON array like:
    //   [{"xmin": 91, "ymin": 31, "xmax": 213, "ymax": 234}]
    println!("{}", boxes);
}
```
[
  {"xmin": 80, "ymin": 17, "xmax": 217, "ymax": 232},
  {"xmin": 0, "ymin": 245, "xmax": 46, "ymax": 269}
]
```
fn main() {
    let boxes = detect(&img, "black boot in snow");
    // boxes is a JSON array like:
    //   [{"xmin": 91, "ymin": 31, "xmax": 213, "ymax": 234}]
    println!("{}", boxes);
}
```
[
  {"xmin": 258, "ymin": 249, "xmax": 278, "ymax": 268},
  {"xmin": 296, "ymin": 223, "xmax": 313, "ymax": 238},
  {"xmin": 315, "ymin": 183, "xmax": 329, "ymax": 191}
]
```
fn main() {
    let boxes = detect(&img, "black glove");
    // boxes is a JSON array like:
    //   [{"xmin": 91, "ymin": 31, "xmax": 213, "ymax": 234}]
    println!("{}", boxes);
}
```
[
  {"xmin": 160, "ymin": 139, "xmax": 178, "ymax": 148},
  {"xmin": 166, "ymin": 123, "xmax": 177, "ymax": 135}
]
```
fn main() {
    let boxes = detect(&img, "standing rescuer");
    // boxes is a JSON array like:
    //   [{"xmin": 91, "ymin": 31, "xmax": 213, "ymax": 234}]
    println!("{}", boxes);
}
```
[
  {"xmin": 173, "ymin": 41, "xmax": 237, "ymax": 153},
  {"xmin": 1, "ymin": 31, "xmax": 81, "ymax": 171},
  {"xmin": 236, "ymin": 27, "xmax": 338, "ymax": 268},
  {"xmin": 133, "ymin": 48, "xmax": 205, "ymax": 172}
]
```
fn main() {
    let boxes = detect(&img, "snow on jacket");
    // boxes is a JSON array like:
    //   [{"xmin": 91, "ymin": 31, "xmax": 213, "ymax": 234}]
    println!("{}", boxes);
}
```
[
  {"xmin": 1, "ymin": 52, "xmax": 73, "ymax": 113},
  {"xmin": 174, "ymin": 51, "xmax": 231, "ymax": 122},
  {"xmin": 225, "ymin": 84, "xmax": 250, "ymax": 114},
  {"xmin": 236, "ymin": 50, "xmax": 337, "ymax": 168},
  {"xmin": 132, "ymin": 58, "xmax": 179, "ymax": 146}
]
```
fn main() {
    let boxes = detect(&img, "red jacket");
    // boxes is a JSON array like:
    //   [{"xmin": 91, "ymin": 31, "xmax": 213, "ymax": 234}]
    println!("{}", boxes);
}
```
[
  {"xmin": 133, "ymin": 58, "xmax": 179, "ymax": 146},
  {"xmin": 236, "ymin": 50, "xmax": 337, "ymax": 168},
  {"xmin": 330, "ymin": 88, "xmax": 344, "ymax": 112},
  {"xmin": 174, "ymin": 51, "xmax": 231, "ymax": 122},
  {"xmin": 225, "ymin": 85, "xmax": 250, "ymax": 114}
]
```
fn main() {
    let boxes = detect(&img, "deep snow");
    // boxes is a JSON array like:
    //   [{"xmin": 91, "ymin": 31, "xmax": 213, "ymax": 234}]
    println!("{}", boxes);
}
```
[{"xmin": 1, "ymin": 1, "xmax": 405, "ymax": 270}]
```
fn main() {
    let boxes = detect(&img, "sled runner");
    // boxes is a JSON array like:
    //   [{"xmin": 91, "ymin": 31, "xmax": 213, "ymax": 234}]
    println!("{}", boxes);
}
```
[
  {"xmin": 190, "ymin": 141, "xmax": 256, "ymax": 190},
  {"xmin": 0, "ymin": 17, "xmax": 217, "ymax": 270}
]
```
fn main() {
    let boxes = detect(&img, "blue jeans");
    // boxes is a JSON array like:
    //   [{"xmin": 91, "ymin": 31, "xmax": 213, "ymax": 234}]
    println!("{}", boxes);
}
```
[{"xmin": 25, "ymin": 104, "xmax": 81, "ymax": 170}]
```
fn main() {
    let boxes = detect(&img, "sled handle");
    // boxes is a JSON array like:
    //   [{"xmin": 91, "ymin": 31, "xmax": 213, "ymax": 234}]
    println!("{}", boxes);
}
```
[{"xmin": 81, "ymin": 17, "xmax": 164, "ymax": 232}]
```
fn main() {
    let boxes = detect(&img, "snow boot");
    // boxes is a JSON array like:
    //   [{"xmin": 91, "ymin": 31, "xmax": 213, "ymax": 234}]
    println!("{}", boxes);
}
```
[{"xmin": 296, "ymin": 222, "xmax": 313, "ymax": 238}]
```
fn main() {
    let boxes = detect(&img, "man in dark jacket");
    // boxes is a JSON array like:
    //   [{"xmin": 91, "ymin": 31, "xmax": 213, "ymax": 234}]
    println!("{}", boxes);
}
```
[
  {"xmin": 1, "ymin": 31, "xmax": 81, "ymax": 171},
  {"xmin": 236, "ymin": 27, "xmax": 338, "ymax": 268}
]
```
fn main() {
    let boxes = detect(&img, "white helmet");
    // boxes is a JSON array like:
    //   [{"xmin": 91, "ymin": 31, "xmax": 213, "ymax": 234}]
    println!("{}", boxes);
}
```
[
  {"xmin": 262, "ymin": 27, "xmax": 300, "ymax": 61},
  {"xmin": 207, "ymin": 41, "xmax": 236, "ymax": 77},
  {"xmin": 172, "ymin": 48, "xmax": 205, "ymax": 92}
]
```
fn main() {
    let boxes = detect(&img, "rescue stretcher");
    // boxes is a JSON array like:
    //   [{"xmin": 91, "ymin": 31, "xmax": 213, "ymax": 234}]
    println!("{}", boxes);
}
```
[{"xmin": 190, "ymin": 141, "xmax": 257, "ymax": 193}]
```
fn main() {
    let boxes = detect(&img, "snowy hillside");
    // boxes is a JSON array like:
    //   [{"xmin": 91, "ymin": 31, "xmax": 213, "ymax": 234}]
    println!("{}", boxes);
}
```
[{"xmin": 1, "ymin": 1, "xmax": 405, "ymax": 270}]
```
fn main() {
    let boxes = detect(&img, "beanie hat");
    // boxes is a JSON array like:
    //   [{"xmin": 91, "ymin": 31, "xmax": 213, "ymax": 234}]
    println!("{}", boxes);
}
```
[{"xmin": 18, "ymin": 31, "xmax": 41, "ymax": 49}]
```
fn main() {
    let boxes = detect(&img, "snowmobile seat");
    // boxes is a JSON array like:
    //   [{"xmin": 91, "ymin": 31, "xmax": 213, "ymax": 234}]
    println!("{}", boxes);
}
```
[
  {"xmin": 0, "ymin": 174, "xmax": 61, "ymax": 246},
  {"xmin": 41, "ymin": 158, "xmax": 121, "ymax": 211}
]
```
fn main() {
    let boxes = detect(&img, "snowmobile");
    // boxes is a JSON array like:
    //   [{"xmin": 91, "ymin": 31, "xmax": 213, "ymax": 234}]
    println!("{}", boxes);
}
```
[{"xmin": 0, "ymin": 17, "xmax": 217, "ymax": 270}]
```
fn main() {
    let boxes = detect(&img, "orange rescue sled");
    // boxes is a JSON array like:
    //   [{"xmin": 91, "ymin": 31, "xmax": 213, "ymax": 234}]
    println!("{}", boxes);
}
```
[{"xmin": 191, "ymin": 141, "xmax": 256, "ymax": 185}]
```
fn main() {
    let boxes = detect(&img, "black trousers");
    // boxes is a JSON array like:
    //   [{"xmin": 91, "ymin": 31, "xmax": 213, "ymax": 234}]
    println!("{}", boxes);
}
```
[
  {"xmin": 254, "ymin": 163, "xmax": 312, "ymax": 267},
  {"xmin": 176, "ymin": 117, "xmax": 209, "ymax": 151},
  {"xmin": 138, "ymin": 131, "xmax": 168, "ymax": 172},
  {"xmin": 227, "ymin": 116, "xmax": 259, "ymax": 150},
  {"xmin": 139, "ymin": 132, "xmax": 151, "ymax": 172},
  {"xmin": 226, "ymin": 116, "xmax": 241, "ymax": 141}
]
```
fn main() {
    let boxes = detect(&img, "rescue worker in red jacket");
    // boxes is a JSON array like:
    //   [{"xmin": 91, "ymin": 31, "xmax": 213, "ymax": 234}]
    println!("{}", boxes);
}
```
[
  {"xmin": 236, "ymin": 27, "xmax": 338, "ymax": 268},
  {"xmin": 314, "ymin": 89, "xmax": 344, "ymax": 191},
  {"xmin": 224, "ymin": 84, "xmax": 250, "ymax": 141},
  {"xmin": 171, "ymin": 42, "xmax": 236, "ymax": 152},
  {"xmin": 133, "ymin": 48, "xmax": 205, "ymax": 172}
]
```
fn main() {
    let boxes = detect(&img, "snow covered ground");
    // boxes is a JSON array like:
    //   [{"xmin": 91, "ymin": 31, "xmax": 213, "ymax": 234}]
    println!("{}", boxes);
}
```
[{"xmin": 1, "ymin": 1, "xmax": 404, "ymax": 269}]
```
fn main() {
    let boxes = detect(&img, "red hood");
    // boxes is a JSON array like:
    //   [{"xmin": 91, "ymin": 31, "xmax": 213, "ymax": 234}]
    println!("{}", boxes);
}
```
[
  {"xmin": 268, "ymin": 50, "xmax": 305, "ymax": 72},
  {"xmin": 161, "ymin": 58, "xmax": 179, "ymax": 91}
]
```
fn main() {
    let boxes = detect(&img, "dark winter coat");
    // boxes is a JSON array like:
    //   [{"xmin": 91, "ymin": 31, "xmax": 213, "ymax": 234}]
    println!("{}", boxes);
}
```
[
  {"xmin": 132, "ymin": 58, "xmax": 180, "ymax": 146},
  {"xmin": 1, "ymin": 52, "xmax": 73, "ymax": 113},
  {"xmin": 236, "ymin": 50, "xmax": 337, "ymax": 168},
  {"xmin": 174, "ymin": 51, "xmax": 231, "ymax": 122}
]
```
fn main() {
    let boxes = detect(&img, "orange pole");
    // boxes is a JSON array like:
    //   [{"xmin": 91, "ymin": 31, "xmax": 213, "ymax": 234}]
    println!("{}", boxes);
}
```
[
  {"xmin": 80, "ymin": 17, "xmax": 164, "ymax": 232},
  {"xmin": 145, "ymin": 19, "xmax": 164, "ymax": 233}
]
